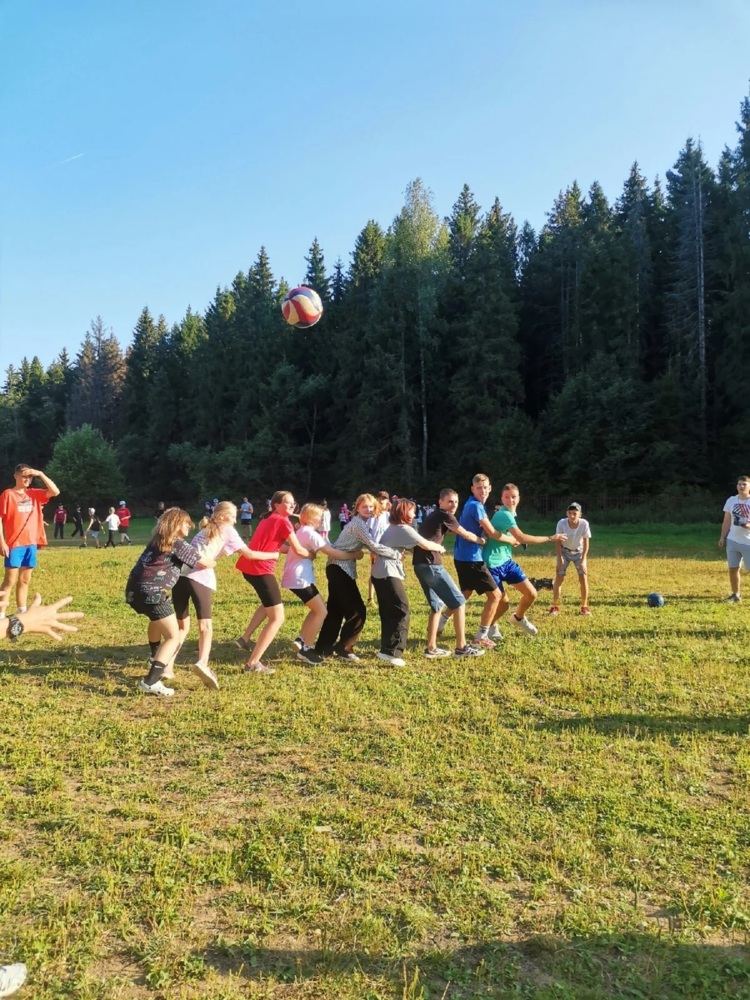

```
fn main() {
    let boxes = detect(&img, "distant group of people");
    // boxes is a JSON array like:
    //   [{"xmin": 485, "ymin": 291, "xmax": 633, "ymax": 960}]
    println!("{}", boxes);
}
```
[{"xmin": 50, "ymin": 500, "xmax": 132, "ymax": 548}]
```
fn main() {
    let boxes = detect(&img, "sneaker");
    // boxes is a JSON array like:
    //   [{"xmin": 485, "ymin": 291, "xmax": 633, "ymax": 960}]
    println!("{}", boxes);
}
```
[
  {"xmin": 291, "ymin": 635, "xmax": 304, "ymax": 652},
  {"xmin": 0, "ymin": 963, "xmax": 27, "ymax": 997},
  {"xmin": 548, "ymin": 606, "xmax": 560, "ymax": 616},
  {"xmin": 511, "ymin": 614, "xmax": 538, "ymax": 635},
  {"xmin": 376, "ymin": 651, "xmax": 406, "ymax": 667},
  {"xmin": 488, "ymin": 628, "xmax": 503, "ymax": 641},
  {"xmin": 244, "ymin": 662, "xmax": 275, "ymax": 675},
  {"xmin": 473, "ymin": 634, "xmax": 497, "ymax": 649},
  {"xmin": 191, "ymin": 662, "xmax": 220, "ymax": 690},
  {"xmin": 297, "ymin": 647, "xmax": 324, "ymax": 666},
  {"xmin": 333, "ymin": 649, "xmax": 361, "ymax": 662},
  {"xmin": 454, "ymin": 644, "xmax": 485, "ymax": 658},
  {"xmin": 723, "ymin": 593, "xmax": 741, "ymax": 603},
  {"xmin": 580, "ymin": 606, "xmax": 592, "ymax": 616},
  {"xmin": 138, "ymin": 679, "xmax": 175, "ymax": 696},
  {"xmin": 234, "ymin": 636, "xmax": 251, "ymax": 650},
  {"xmin": 424, "ymin": 646, "xmax": 451, "ymax": 658}
]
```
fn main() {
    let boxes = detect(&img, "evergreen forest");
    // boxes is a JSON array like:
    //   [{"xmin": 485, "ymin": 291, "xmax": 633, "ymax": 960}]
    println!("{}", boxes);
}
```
[{"xmin": 3, "ymin": 91, "xmax": 750, "ymax": 506}]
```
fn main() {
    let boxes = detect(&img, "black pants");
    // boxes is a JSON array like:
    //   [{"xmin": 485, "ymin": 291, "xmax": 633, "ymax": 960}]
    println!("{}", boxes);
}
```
[
  {"xmin": 70, "ymin": 523, "xmax": 83, "ymax": 537},
  {"xmin": 316, "ymin": 565, "xmax": 366, "ymax": 655},
  {"xmin": 105, "ymin": 531, "xmax": 117, "ymax": 547},
  {"xmin": 372, "ymin": 576, "xmax": 410, "ymax": 656},
  {"xmin": 54, "ymin": 523, "xmax": 64, "ymax": 539}
]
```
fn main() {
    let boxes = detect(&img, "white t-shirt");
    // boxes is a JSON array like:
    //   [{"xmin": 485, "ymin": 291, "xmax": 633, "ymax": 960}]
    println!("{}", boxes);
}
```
[
  {"xmin": 282, "ymin": 524, "xmax": 327, "ymax": 589},
  {"xmin": 105, "ymin": 513, "xmax": 120, "ymax": 531},
  {"xmin": 556, "ymin": 517, "xmax": 591, "ymax": 552},
  {"xmin": 366, "ymin": 511, "xmax": 390, "ymax": 543},
  {"xmin": 185, "ymin": 525, "xmax": 244, "ymax": 590},
  {"xmin": 321, "ymin": 509, "xmax": 331, "ymax": 533},
  {"xmin": 723, "ymin": 495, "xmax": 750, "ymax": 544}
]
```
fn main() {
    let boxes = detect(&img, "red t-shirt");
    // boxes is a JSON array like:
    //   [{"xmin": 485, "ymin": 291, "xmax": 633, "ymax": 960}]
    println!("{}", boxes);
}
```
[
  {"xmin": 0, "ymin": 488, "xmax": 50, "ymax": 548},
  {"xmin": 118, "ymin": 506, "xmax": 131, "ymax": 528},
  {"xmin": 236, "ymin": 512, "xmax": 293, "ymax": 575}
]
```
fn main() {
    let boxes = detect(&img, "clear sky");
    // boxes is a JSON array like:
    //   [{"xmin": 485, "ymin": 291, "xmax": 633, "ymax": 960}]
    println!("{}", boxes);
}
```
[{"xmin": 1, "ymin": 0, "xmax": 748, "ymax": 372}]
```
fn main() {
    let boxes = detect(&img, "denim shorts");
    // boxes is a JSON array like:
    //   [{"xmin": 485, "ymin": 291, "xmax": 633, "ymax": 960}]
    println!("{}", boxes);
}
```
[{"xmin": 414, "ymin": 563, "xmax": 466, "ymax": 613}]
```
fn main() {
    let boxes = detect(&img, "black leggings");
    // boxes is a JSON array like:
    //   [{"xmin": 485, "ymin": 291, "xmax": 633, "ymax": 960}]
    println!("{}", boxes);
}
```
[
  {"xmin": 316, "ymin": 565, "xmax": 366, "ymax": 655},
  {"xmin": 372, "ymin": 576, "xmax": 410, "ymax": 656},
  {"xmin": 172, "ymin": 576, "xmax": 214, "ymax": 620}
]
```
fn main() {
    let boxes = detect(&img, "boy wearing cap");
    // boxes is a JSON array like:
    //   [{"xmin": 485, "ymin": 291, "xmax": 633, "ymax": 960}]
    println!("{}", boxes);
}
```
[
  {"xmin": 117, "ymin": 501, "xmax": 132, "ymax": 545},
  {"xmin": 549, "ymin": 502, "xmax": 592, "ymax": 615}
]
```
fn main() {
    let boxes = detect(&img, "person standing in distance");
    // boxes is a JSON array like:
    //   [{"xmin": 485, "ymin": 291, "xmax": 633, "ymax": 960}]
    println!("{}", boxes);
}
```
[
  {"xmin": 0, "ymin": 464, "xmax": 59, "ymax": 618},
  {"xmin": 719, "ymin": 475, "xmax": 750, "ymax": 603},
  {"xmin": 239, "ymin": 496, "xmax": 254, "ymax": 541},
  {"xmin": 117, "ymin": 501, "xmax": 132, "ymax": 545}
]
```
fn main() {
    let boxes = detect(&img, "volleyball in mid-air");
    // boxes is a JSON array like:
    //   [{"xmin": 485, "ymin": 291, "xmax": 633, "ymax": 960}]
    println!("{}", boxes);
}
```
[{"xmin": 281, "ymin": 286, "xmax": 323, "ymax": 329}]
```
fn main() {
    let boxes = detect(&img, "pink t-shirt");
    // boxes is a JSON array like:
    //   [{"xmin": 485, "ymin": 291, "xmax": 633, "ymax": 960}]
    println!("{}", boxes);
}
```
[
  {"xmin": 186, "ymin": 524, "xmax": 244, "ymax": 590},
  {"xmin": 236, "ymin": 512, "xmax": 293, "ymax": 575}
]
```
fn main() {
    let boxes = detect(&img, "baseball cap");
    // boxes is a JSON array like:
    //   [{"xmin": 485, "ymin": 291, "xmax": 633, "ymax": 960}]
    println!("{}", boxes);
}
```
[
  {"xmin": 567, "ymin": 502, "xmax": 582, "ymax": 511},
  {"xmin": 118, "ymin": 500, "xmax": 126, "ymax": 506}
]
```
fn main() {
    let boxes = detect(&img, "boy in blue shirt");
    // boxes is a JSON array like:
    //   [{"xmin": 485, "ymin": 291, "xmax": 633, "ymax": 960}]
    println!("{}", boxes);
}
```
[
  {"xmin": 451, "ymin": 473, "xmax": 518, "ymax": 647},
  {"xmin": 482, "ymin": 483, "xmax": 567, "ymax": 635}
]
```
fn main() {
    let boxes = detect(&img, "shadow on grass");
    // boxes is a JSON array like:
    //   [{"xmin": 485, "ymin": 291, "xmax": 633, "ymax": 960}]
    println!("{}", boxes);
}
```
[
  {"xmin": 191, "ymin": 931, "xmax": 750, "ymax": 999},
  {"xmin": 538, "ymin": 712, "xmax": 750, "ymax": 738},
  {"xmin": 0, "ymin": 645, "xmax": 156, "ymax": 694}
]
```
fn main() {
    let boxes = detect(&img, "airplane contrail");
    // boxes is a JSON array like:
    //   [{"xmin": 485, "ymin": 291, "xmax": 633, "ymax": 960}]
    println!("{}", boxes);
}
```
[{"xmin": 57, "ymin": 153, "xmax": 85, "ymax": 165}]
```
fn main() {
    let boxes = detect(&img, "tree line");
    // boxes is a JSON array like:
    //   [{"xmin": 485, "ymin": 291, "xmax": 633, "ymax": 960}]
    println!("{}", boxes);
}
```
[{"xmin": 2, "ymin": 89, "xmax": 750, "ymax": 506}]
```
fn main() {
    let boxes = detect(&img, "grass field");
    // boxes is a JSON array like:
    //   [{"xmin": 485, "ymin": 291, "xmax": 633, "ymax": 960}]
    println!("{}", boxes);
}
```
[{"xmin": 1, "ymin": 520, "xmax": 749, "ymax": 999}]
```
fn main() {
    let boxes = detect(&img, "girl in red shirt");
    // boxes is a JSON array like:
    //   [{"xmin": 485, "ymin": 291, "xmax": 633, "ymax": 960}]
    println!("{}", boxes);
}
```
[{"xmin": 235, "ymin": 491, "xmax": 311, "ymax": 675}]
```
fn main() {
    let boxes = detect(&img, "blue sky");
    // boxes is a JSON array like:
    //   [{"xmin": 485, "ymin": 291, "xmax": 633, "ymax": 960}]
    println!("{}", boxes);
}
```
[{"xmin": 1, "ymin": 0, "xmax": 748, "ymax": 372}]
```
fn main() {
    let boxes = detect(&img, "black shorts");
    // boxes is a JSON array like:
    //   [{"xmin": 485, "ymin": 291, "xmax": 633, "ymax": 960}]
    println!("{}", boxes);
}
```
[
  {"xmin": 289, "ymin": 584, "xmax": 319, "ymax": 604},
  {"xmin": 172, "ymin": 577, "xmax": 214, "ymax": 620},
  {"xmin": 126, "ymin": 592, "xmax": 175, "ymax": 622},
  {"xmin": 243, "ymin": 572, "xmax": 282, "ymax": 608},
  {"xmin": 454, "ymin": 559, "xmax": 499, "ymax": 595}
]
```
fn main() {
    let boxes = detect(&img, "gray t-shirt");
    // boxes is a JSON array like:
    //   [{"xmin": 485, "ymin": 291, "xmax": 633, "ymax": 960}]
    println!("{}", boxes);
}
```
[{"xmin": 372, "ymin": 524, "xmax": 424, "ymax": 580}]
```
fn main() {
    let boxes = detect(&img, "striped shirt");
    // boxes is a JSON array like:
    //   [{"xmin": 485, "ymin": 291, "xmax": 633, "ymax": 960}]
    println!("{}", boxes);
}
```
[{"xmin": 326, "ymin": 515, "xmax": 400, "ymax": 580}]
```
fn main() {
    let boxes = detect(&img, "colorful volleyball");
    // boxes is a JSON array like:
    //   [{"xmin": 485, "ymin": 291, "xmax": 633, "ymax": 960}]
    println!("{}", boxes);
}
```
[{"xmin": 281, "ymin": 286, "xmax": 323, "ymax": 329}]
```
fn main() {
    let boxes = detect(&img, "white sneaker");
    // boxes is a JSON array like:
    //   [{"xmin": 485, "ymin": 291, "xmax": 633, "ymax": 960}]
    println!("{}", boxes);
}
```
[
  {"xmin": 376, "ymin": 651, "xmax": 406, "ymax": 667},
  {"xmin": 139, "ymin": 679, "xmax": 175, "ymax": 696},
  {"xmin": 191, "ymin": 662, "xmax": 220, "ymax": 690},
  {"xmin": 511, "ymin": 614, "xmax": 538, "ymax": 635},
  {"xmin": 0, "ymin": 963, "xmax": 27, "ymax": 998},
  {"xmin": 424, "ymin": 646, "xmax": 451, "ymax": 658},
  {"xmin": 488, "ymin": 628, "xmax": 503, "ymax": 641},
  {"xmin": 454, "ymin": 644, "xmax": 485, "ymax": 658}
]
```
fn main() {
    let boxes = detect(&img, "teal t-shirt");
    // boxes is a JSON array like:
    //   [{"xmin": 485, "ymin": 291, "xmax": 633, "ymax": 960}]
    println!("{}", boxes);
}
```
[{"xmin": 482, "ymin": 507, "xmax": 517, "ymax": 569}]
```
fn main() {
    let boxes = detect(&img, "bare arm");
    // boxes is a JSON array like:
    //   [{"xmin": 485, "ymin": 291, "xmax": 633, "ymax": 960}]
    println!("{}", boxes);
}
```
[
  {"xmin": 236, "ymin": 545, "xmax": 279, "ymax": 562},
  {"xmin": 719, "ymin": 511, "xmax": 731, "ymax": 547},
  {"xmin": 0, "ymin": 519, "xmax": 7, "ymax": 558},
  {"xmin": 321, "ymin": 544, "xmax": 363, "ymax": 560},
  {"xmin": 24, "ymin": 467, "xmax": 60, "ymax": 499},
  {"xmin": 288, "ymin": 531, "xmax": 313, "ymax": 558},
  {"xmin": 510, "ymin": 525, "xmax": 567, "ymax": 545},
  {"xmin": 348, "ymin": 519, "xmax": 401, "ymax": 559},
  {"xmin": 477, "ymin": 516, "xmax": 517, "ymax": 545}
]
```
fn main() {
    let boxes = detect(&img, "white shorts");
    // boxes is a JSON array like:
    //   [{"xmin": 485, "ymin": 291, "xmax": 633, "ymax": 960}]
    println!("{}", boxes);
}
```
[{"xmin": 558, "ymin": 550, "xmax": 586, "ymax": 575}]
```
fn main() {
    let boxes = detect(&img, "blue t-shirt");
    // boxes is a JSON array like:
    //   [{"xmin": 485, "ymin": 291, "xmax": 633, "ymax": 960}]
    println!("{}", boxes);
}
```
[{"xmin": 453, "ymin": 497, "xmax": 486, "ymax": 562}]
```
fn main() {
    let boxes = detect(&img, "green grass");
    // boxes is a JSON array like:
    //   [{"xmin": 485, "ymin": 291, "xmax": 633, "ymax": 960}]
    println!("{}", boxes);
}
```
[{"xmin": 1, "ymin": 523, "xmax": 749, "ymax": 998}]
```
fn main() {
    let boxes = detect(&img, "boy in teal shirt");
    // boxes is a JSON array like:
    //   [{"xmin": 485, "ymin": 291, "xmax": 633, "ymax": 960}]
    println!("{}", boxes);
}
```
[{"xmin": 483, "ymin": 483, "xmax": 567, "ymax": 635}]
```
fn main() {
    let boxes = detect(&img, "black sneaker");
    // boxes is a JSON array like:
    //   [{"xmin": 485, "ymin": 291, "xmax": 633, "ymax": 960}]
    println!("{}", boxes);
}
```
[
  {"xmin": 297, "ymin": 647, "xmax": 324, "ymax": 666},
  {"xmin": 723, "ymin": 593, "xmax": 741, "ymax": 603}
]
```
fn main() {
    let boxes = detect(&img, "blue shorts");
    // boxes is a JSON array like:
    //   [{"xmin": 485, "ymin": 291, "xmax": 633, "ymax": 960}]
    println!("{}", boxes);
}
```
[
  {"xmin": 487, "ymin": 559, "xmax": 527, "ymax": 593},
  {"xmin": 414, "ymin": 563, "xmax": 466, "ymax": 613},
  {"xmin": 5, "ymin": 545, "xmax": 38, "ymax": 569}
]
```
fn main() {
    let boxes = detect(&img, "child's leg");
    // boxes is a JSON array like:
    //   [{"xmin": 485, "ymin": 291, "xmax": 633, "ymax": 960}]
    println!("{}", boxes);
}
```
[
  {"xmin": 145, "ymin": 615, "xmax": 181, "ymax": 684},
  {"xmin": 553, "ymin": 565, "xmax": 565, "ymax": 604},
  {"xmin": 300, "ymin": 594, "xmax": 327, "ymax": 647},
  {"xmin": 0, "ymin": 568, "xmax": 18, "ymax": 616},
  {"xmin": 578, "ymin": 567, "xmax": 589, "ymax": 606},
  {"xmin": 195, "ymin": 618, "xmax": 212, "ymax": 666},
  {"xmin": 242, "ymin": 605, "xmax": 267, "ymax": 643},
  {"xmin": 512, "ymin": 579, "xmax": 538, "ymax": 619},
  {"xmin": 246, "ymin": 605, "xmax": 284, "ymax": 667},
  {"xmin": 479, "ymin": 588, "xmax": 501, "ymax": 628},
  {"xmin": 16, "ymin": 568, "xmax": 33, "ymax": 612}
]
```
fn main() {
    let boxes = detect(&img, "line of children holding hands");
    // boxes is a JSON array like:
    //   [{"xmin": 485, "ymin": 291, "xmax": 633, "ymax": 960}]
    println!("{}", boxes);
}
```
[{"xmin": 124, "ymin": 480, "xmax": 591, "ymax": 695}]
